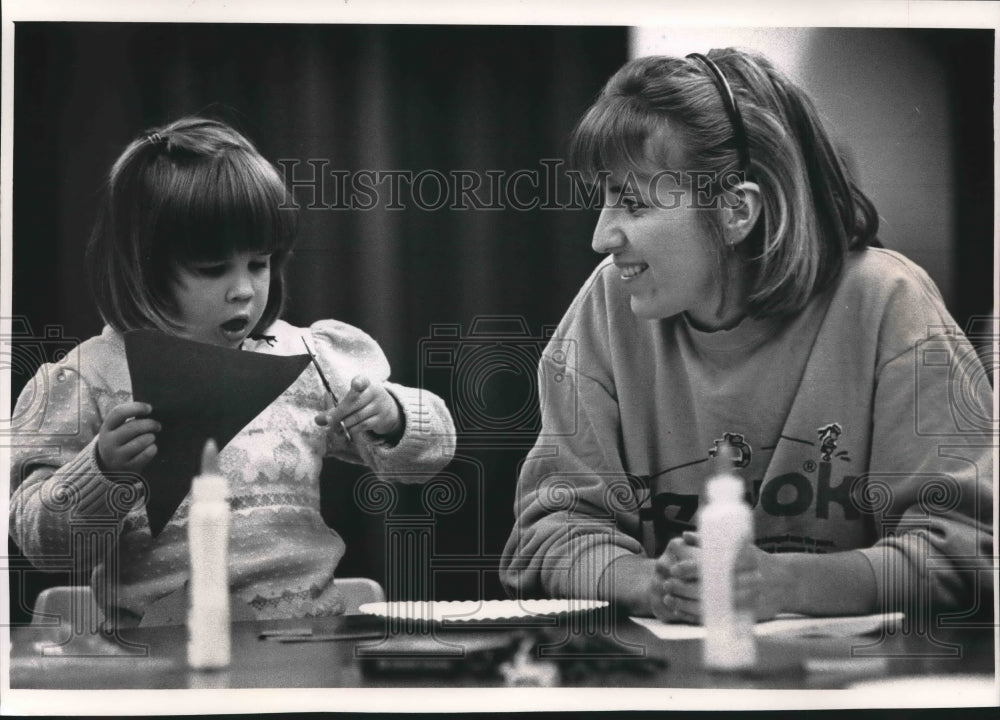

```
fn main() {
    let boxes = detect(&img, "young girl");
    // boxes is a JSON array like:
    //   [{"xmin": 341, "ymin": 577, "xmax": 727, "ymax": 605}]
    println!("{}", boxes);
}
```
[
  {"xmin": 10, "ymin": 117, "xmax": 456, "ymax": 626},
  {"xmin": 501, "ymin": 51, "xmax": 993, "ymax": 621}
]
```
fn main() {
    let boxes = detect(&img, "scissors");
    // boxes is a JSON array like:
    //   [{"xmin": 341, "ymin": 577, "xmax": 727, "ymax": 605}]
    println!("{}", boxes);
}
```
[{"xmin": 301, "ymin": 337, "xmax": 352, "ymax": 442}]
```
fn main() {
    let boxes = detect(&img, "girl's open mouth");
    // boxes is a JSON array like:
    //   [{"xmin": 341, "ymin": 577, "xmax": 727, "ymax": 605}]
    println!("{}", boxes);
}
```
[{"xmin": 221, "ymin": 317, "xmax": 250, "ymax": 335}]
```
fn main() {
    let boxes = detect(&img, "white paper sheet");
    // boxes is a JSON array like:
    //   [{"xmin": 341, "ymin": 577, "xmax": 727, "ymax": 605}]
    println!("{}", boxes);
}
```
[
  {"xmin": 630, "ymin": 611, "xmax": 905, "ymax": 640},
  {"xmin": 358, "ymin": 599, "xmax": 609, "ymax": 622}
]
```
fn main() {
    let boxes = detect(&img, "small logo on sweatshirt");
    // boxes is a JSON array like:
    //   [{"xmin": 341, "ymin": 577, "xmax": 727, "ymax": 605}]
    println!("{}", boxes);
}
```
[
  {"xmin": 708, "ymin": 432, "xmax": 752, "ymax": 468},
  {"xmin": 816, "ymin": 423, "xmax": 843, "ymax": 462}
]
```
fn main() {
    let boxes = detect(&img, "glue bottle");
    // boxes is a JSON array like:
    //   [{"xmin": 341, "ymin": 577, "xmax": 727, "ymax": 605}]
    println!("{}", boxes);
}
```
[
  {"xmin": 700, "ymin": 444, "xmax": 757, "ymax": 671},
  {"xmin": 187, "ymin": 439, "xmax": 231, "ymax": 669}
]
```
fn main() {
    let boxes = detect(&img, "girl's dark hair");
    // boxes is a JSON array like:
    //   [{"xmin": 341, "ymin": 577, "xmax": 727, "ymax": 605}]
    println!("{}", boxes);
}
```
[
  {"xmin": 86, "ymin": 116, "xmax": 297, "ymax": 334},
  {"xmin": 570, "ymin": 49, "xmax": 880, "ymax": 317}
]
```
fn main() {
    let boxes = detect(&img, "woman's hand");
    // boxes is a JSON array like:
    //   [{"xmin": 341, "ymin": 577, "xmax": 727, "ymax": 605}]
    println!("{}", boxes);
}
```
[
  {"xmin": 652, "ymin": 531, "xmax": 790, "ymax": 623},
  {"xmin": 315, "ymin": 376, "xmax": 404, "ymax": 443},
  {"xmin": 97, "ymin": 402, "xmax": 160, "ymax": 474}
]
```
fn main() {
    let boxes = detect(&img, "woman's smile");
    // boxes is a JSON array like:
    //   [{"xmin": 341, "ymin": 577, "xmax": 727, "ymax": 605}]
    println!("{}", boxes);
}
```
[{"xmin": 617, "ymin": 261, "xmax": 650, "ymax": 280}]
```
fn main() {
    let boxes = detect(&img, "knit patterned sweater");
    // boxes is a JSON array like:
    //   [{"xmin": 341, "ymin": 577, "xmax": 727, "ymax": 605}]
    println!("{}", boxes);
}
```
[{"xmin": 9, "ymin": 319, "xmax": 456, "ymax": 625}]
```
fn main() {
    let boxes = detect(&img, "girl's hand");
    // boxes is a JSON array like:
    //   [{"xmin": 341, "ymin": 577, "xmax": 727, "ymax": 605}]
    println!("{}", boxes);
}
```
[
  {"xmin": 315, "ymin": 376, "xmax": 403, "ymax": 443},
  {"xmin": 653, "ymin": 532, "xmax": 788, "ymax": 623},
  {"xmin": 97, "ymin": 402, "xmax": 160, "ymax": 474}
]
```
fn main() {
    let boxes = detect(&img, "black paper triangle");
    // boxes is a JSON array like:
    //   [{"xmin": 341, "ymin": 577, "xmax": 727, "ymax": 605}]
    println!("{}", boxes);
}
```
[{"xmin": 124, "ymin": 330, "xmax": 311, "ymax": 537}]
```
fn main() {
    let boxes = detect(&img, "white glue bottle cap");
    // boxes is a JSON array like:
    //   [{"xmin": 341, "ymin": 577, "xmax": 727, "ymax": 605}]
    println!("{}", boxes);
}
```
[
  {"xmin": 706, "ymin": 443, "xmax": 743, "ymax": 502},
  {"xmin": 191, "ymin": 439, "xmax": 227, "ymax": 501}
]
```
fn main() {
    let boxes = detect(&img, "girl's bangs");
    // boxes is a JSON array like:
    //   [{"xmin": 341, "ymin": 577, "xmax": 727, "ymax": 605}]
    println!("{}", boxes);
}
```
[
  {"xmin": 569, "ymin": 96, "xmax": 664, "ymax": 180},
  {"xmin": 157, "ymin": 152, "xmax": 296, "ymax": 264}
]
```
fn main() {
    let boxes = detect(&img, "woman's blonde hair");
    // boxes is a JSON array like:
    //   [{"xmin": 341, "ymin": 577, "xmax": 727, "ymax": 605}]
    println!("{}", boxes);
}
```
[{"xmin": 570, "ymin": 49, "xmax": 879, "ymax": 317}]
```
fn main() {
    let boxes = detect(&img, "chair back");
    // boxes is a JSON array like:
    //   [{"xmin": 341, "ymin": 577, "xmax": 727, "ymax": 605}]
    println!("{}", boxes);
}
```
[
  {"xmin": 31, "ymin": 585, "xmax": 105, "ymax": 630},
  {"xmin": 335, "ymin": 577, "xmax": 385, "ymax": 613}
]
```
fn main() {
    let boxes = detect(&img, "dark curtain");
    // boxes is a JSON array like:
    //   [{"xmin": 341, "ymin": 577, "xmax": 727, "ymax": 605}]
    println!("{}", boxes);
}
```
[{"xmin": 8, "ymin": 23, "xmax": 629, "ymax": 623}]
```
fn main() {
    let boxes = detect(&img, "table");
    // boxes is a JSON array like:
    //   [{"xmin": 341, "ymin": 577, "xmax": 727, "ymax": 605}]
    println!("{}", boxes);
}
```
[{"xmin": 6, "ymin": 610, "xmax": 995, "ymax": 695}]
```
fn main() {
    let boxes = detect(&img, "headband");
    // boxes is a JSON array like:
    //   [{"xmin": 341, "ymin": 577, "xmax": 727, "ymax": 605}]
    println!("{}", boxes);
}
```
[{"xmin": 686, "ymin": 52, "xmax": 751, "ymax": 173}]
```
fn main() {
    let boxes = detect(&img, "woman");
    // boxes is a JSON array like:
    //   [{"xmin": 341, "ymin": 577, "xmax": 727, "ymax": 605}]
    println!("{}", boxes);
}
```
[{"xmin": 500, "ymin": 50, "xmax": 993, "ymax": 622}]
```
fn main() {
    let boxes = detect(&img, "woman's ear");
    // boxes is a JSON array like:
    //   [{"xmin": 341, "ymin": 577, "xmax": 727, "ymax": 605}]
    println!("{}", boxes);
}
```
[{"xmin": 721, "ymin": 181, "xmax": 762, "ymax": 246}]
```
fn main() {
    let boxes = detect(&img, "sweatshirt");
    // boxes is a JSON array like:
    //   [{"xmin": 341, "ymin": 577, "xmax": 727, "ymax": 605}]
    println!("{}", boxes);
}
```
[{"xmin": 500, "ymin": 247, "xmax": 993, "ymax": 614}]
